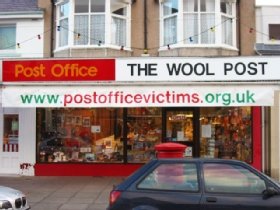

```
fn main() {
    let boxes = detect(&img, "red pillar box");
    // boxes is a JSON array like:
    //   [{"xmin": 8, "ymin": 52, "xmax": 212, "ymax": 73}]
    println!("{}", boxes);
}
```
[{"xmin": 155, "ymin": 142, "xmax": 187, "ymax": 159}]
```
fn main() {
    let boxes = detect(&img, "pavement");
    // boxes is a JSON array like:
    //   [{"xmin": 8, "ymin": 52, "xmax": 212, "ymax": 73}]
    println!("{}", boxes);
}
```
[{"xmin": 0, "ymin": 175, "xmax": 125, "ymax": 210}]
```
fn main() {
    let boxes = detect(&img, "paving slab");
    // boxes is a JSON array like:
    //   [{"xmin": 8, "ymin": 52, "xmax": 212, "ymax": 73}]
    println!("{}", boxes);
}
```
[{"xmin": 0, "ymin": 176, "xmax": 124, "ymax": 210}]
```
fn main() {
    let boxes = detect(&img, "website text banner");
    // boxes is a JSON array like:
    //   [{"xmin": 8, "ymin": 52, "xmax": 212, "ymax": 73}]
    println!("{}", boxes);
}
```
[
  {"xmin": 116, "ymin": 57, "xmax": 280, "ymax": 81},
  {"xmin": 2, "ymin": 85, "xmax": 276, "ymax": 107},
  {"xmin": 2, "ymin": 59, "xmax": 115, "ymax": 82}
]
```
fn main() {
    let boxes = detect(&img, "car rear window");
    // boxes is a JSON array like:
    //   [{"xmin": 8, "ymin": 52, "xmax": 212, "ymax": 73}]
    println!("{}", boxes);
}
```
[{"xmin": 137, "ymin": 163, "xmax": 199, "ymax": 192}]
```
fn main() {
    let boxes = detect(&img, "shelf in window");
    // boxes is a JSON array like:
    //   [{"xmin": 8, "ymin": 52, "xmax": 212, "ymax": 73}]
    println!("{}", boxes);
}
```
[{"xmin": 127, "ymin": 115, "xmax": 161, "ymax": 118}]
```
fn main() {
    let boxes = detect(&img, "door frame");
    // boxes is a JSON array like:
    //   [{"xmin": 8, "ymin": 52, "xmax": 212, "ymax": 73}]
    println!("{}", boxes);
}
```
[{"xmin": 162, "ymin": 107, "xmax": 200, "ymax": 157}]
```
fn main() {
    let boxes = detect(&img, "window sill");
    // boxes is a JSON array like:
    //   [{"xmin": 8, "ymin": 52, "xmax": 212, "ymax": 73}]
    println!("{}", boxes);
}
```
[
  {"xmin": 54, "ymin": 45, "xmax": 132, "ymax": 53},
  {"xmin": 53, "ymin": 45, "xmax": 133, "ymax": 57},
  {"xmin": 158, "ymin": 44, "xmax": 238, "ymax": 52}
]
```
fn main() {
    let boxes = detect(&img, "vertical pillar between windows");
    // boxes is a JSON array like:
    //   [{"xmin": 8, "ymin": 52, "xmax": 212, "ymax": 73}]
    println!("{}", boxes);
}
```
[{"xmin": 105, "ymin": 0, "xmax": 111, "ymax": 47}]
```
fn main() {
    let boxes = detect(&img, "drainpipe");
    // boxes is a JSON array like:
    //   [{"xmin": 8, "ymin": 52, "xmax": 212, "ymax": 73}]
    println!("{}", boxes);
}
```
[
  {"xmin": 144, "ymin": 0, "xmax": 148, "ymax": 53},
  {"xmin": 50, "ymin": 0, "xmax": 55, "ymax": 57},
  {"xmin": 237, "ymin": 0, "xmax": 242, "ymax": 56}
]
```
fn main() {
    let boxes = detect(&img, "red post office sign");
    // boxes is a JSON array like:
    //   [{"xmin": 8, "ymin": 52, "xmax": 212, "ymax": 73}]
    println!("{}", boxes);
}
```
[{"xmin": 2, "ymin": 59, "xmax": 115, "ymax": 82}]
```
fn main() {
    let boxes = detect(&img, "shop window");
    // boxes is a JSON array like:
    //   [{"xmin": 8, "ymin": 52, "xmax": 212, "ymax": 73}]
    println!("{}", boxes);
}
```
[
  {"xmin": 200, "ymin": 107, "xmax": 252, "ymax": 163},
  {"xmin": 36, "ymin": 108, "xmax": 123, "ymax": 163},
  {"xmin": 127, "ymin": 108, "xmax": 162, "ymax": 163},
  {"xmin": 3, "ymin": 115, "xmax": 19, "ymax": 152},
  {"xmin": 0, "ymin": 25, "xmax": 16, "ymax": 50}
]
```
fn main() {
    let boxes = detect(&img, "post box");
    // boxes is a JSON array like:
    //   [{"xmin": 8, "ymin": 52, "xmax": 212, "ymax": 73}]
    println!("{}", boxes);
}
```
[{"xmin": 155, "ymin": 142, "xmax": 187, "ymax": 158}]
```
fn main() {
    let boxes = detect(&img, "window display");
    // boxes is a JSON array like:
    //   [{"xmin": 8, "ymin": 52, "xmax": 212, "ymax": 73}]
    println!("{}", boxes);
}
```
[
  {"xmin": 126, "ymin": 108, "xmax": 162, "ymax": 163},
  {"xmin": 200, "ymin": 107, "xmax": 252, "ymax": 163},
  {"xmin": 165, "ymin": 110, "xmax": 194, "ymax": 142},
  {"xmin": 36, "ymin": 106, "xmax": 253, "ymax": 165},
  {"xmin": 37, "ymin": 108, "xmax": 123, "ymax": 163}
]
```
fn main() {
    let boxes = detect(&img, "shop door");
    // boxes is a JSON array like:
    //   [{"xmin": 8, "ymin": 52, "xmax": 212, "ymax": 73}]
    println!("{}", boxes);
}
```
[
  {"xmin": 163, "ymin": 108, "xmax": 199, "ymax": 157},
  {"xmin": 0, "ymin": 109, "xmax": 20, "ymax": 174}
]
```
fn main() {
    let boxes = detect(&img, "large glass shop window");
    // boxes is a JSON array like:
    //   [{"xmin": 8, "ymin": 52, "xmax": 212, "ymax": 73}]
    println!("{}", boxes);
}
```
[
  {"xmin": 127, "ymin": 108, "xmax": 162, "ymax": 163},
  {"xmin": 37, "ymin": 108, "xmax": 123, "ymax": 163},
  {"xmin": 200, "ymin": 107, "xmax": 252, "ymax": 163}
]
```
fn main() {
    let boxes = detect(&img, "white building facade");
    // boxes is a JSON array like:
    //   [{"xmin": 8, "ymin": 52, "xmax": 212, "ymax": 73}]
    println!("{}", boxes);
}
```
[
  {"xmin": 0, "ymin": 2, "xmax": 44, "ymax": 175},
  {"xmin": 256, "ymin": 5, "xmax": 280, "ymax": 180}
]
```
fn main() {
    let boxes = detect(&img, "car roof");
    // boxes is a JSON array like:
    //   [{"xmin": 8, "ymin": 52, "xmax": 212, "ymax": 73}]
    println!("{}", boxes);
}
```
[{"xmin": 155, "ymin": 157, "xmax": 248, "ymax": 165}]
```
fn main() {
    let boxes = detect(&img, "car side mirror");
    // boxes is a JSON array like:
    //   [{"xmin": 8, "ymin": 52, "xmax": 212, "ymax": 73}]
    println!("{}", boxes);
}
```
[{"xmin": 263, "ymin": 187, "xmax": 279, "ymax": 199}]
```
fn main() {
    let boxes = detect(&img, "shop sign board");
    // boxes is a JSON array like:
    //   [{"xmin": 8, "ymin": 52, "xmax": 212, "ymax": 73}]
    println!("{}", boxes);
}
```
[
  {"xmin": 116, "ymin": 57, "xmax": 280, "ymax": 82},
  {"xmin": 2, "ymin": 85, "xmax": 276, "ymax": 107},
  {"xmin": 2, "ymin": 59, "xmax": 115, "ymax": 82},
  {"xmin": 2, "ymin": 57, "xmax": 280, "ymax": 82}
]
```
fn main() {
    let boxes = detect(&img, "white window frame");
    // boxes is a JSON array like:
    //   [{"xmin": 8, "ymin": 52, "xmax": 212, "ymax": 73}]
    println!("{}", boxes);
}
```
[
  {"xmin": 159, "ymin": 0, "xmax": 237, "ymax": 50},
  {"xmin": 56, "ymin": 0, "xmax": 70, "ymax": 48},
  {"xmin": 55, "ymin": 0, "xmax": 131, "ymax": 51}
]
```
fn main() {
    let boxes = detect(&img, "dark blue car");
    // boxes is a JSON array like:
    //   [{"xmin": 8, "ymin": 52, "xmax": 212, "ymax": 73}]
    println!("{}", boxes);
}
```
[{"xmin": 108, "ymin": 158, "xmax": 280, "ymax": 210}]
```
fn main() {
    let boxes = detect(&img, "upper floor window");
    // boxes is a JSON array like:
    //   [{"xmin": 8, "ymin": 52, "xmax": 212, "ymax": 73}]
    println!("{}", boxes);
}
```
[
  {"xmin": 56, "ymin": 0, "xmax": 130, "ymax": 49},
  {"xmin": 74, "ymin": 0, "xmax": 105, "ymax": 45},
  {"xmin": 269, "ymin": 24, "xmax": 280, "ymax": 40},
  {"xmin": 161, "ymin": 0, "xmax": 236, "ymax": 48},
  {"xmin": 163, "ymin": 0, "xmax": 178, "ymax": 45},
  {"xmin": 58, "ymin": 0, "xmax": 69, "ymax": 47},
  {"xmin": 0, "ymin": 25, "xmax": 16, "ymax": 50}
]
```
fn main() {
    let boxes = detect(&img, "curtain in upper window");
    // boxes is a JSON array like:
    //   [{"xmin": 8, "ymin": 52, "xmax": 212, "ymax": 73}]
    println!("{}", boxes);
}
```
[
  {"xmin": 222, "ymin": 16, "xmax": 233, "ymax": 45},
  {"xmin": 74, "ymin": 0, "xmax": 105, "ymax": 45},
  {"xmin": 163, "ymin": 0, "xmax": 178, "ymax": 45},
  {"xmin": 111, "ymin": 17, "xmax": 126, "ymax": 46},
  {"xmin": 74, "ymin": 15, "xmax": 89, "ymax": 45},
  {"xmin": 0, "ymin": 25, "xmax": 16, "ymax": 50},
  {"xmin": 166, "ymin": 0, "xmax": 235, "ymax": 47},
  {"xmin": 221, "ymin": 0, "xmax": 234, "ymax": 45},
  {"xmin": 111, "ymin": 1, "xmax": 127, "ymax": 46},
  {"xmin": 57, "ymin": 0, "xmax": 129, "ymax": 49},
  {"xmin": 90, "ymin": 14, "xmax": 105, "ymax": 45},
  {"xmin": 183, "ymin": 0, "xmax": 215, "ymax": 44},
  {"xmin": 59, "ymin": 19, "xmax": 69, "ymax": 47},
  {"xmin": 184, "ymin": 0, "xmax": 198, "ymax": 44},
  {"xmin": 164, "ymin": 16, "xmax": 177, "ymax": 45}
]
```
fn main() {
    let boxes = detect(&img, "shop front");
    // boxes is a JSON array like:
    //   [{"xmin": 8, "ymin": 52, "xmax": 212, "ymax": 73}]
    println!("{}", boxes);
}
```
[
  {"xmin": 1, "ymin": 57, "xmax": 279, "ymax": 176},
  {"xmin": 35, "ymin": 106, "xmax": 259, "ymax": 170}
]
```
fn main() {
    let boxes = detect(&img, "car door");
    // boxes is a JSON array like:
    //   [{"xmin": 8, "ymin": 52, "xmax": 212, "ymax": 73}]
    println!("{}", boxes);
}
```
[
  {"xmin": 200, "ymin": 162, "xmax": 280, "ymax": 210},
  {"xmin": 130, "ymin": 162, "xmax": 202, "ymax": 210}
]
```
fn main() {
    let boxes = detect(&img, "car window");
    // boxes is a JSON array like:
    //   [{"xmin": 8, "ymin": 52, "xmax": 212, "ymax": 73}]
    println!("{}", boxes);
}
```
[
  {"xmin": 138, "ymin": 163, "xmax": 199, "ymax": 192},
  {"xmin": 203, "ymin": 163, "xmax": 266, "ymax": 194}
]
